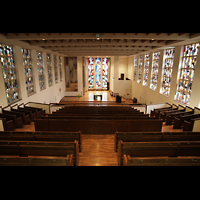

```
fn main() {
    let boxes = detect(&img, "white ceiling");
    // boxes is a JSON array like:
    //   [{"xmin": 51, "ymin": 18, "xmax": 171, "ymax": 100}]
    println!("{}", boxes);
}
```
[{"xmin": 1, "ymin": 33, "xmax": 200, "ymax": 57}]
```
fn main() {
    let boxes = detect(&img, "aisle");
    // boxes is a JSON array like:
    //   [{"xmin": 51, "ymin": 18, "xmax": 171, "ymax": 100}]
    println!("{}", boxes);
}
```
[{"xmin": 78, "ymin": 134, "xmax": 118, "ymax": 166}]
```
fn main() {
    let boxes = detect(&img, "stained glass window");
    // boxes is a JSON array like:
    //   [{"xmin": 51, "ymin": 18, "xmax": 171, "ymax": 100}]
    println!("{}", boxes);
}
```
[
  {"xmin": 102, "ymin": 58, "xmax": 108, "ymax": 88},
  {"xmin": 88, "ymin": 58, "xmax": 94, "ymax": 88},
  {"xmin": 133, "ymin": 56, "xmax": 137, "ymax": 81},
  {"xmin": 143, "ymin": 53, "xmax": 150, "ymax": 86},
  {"xmin": 175, "ymin": 43, "xmax": 199, "ymax": 104},
  {"xmin": 54, "ymin": 55, "xmax": 58, "ymax": 83},
  {"xmin": 0, "ymin": 44, "xmax": 19, "ymax": 104},
  {"xmin": 137, "ymin": 55, "xmax": 143, "ymax": 83},
  {"xmin": 36, "ymin": 51, "xmax": 45, "ymax": 91},
  {"xmin": 160, "ymin": 48, "xmax": 175, "ymax": 96},
  {"xmin": 22, "ymin": 48, "xmax": 34, "ymax": 96},
  {"xmin": 150, "ymin": 51, "xmax": 160, "ymax": 91},
  {"xmin": 95, "ymin": 58, "xmax": 101, "ymax": 88},
  {"xmin": 47, "ymin": 53, "xmax": 53, "ymax": 87},
  {"xmin": 59, "ymin": 56, "xmax": 63, "ymax": 81}
]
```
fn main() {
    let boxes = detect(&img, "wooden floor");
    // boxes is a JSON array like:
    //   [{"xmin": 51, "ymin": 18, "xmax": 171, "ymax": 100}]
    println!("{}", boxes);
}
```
[{"xmin": 14, "ymin": 91, "xmax": 182, "ymax": 166}]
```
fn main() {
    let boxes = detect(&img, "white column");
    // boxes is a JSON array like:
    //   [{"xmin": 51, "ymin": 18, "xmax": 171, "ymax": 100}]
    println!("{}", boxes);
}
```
[
  {"xmin": 113, "ymin": 56, "xmax": 119, "ymax": 93},
  {"xmin": 77, "ymin": 56, "xmax": 83, "ymax": 96}
]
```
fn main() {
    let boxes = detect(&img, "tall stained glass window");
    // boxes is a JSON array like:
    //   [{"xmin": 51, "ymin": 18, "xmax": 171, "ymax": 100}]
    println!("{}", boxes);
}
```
[
  {"xmin": 175, "ymin": 43, "xmax": 199, "ymax": 104},
  {"xmin": 133, "ymin": 56, "xmax": 137, "ymax": 81},
  {"xmin": 36, "ymin": 51, "xmax": 45, "ymax": 91},
  {"xmin": 137, "ymin": 55, "xmax": 143, "ymax": 83},
  {"xmin": 54, "ymin": 55, "xmax": 58, "ymax": 83},
  {"xmin": 102, "ymin": 58, "xmax": 108, "ymax": 88},
  {"xmin": 22, "ymin": 48, "xmax": 34, "ymax": 96},
  {"xmin": 47, "ymin": 53, "xmax": 53, "ymax": 87},
  {"xmin": 88, "ymin": 58, "xmax": 94, "ymax": 88},
  {"xmin": 95, "ymin": 58, "xmax": 101, "ymax": 88},
  {"xmin": 160, "ymin": 48, "xmax": 175, "ymax": 96},
  {"xmin": 0, "ymin": 44, "xmax": 19, "ymax": 104},
  {"xmin": 150, "ymin": 51, "xmax": 160, "ymax": 91},
  {"xmin": 59, "ymin": 56, "xmax": 63, "ymax": 81},
  {"xmin": 143, "ymin": 53, "xmax": 150, "ymax": 86}
]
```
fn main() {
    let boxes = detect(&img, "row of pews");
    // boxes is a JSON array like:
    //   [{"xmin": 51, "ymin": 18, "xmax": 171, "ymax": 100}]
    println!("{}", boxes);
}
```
[
  {"xmin": 0, "ymin": 103, "xmax": 81, "ymax": 166},
  {"xmin": 151, "ymin": 103, "xmax": 200, "ymax": 131},
  {"xmin": 35, "ymin": 105, "xmax": 163, "ymax": 133},
  {"xmin": 115, "ymin": 131, "xmax": 200, "ymax": 166},
  {"xmin": 0, "ymin": 103, "xmax": 45, "ymax": 131}
]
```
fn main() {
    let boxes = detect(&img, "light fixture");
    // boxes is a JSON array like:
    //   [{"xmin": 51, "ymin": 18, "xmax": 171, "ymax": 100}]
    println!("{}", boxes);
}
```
[
  {"xmin": 151, "ymin": 39, "xmax": 154, "ymax": 40},
  {"xmin": 42, "ymin": 39, "xmax": 45, "ymax": 41}
]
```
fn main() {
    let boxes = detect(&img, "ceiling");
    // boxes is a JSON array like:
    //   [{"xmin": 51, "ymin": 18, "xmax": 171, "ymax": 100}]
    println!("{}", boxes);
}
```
[{"xmin": 1, "ymin": 33, "xmax": 200, "ymax": 57}]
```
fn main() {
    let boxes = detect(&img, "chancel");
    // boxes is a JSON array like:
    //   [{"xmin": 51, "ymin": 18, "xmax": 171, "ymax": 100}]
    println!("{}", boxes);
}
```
[{"xmin": 0, "ymin": 33, "xmax": 200, "ymax": 166}]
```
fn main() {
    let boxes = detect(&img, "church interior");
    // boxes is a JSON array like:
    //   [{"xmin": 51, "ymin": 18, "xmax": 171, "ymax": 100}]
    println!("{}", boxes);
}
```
[{"xmin": 0, "ymin": 33, "xmax": 200, "ymax": 166}]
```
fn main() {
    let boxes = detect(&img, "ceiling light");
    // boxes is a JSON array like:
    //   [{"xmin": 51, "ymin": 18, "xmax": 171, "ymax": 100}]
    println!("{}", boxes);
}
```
[
  {"xmin": 42, "ymin": 39, "xmax": 45, "ymax": 40},
  {"xmin": 151, "ymin": 39, "xmax": 154, "ymax": 40}
]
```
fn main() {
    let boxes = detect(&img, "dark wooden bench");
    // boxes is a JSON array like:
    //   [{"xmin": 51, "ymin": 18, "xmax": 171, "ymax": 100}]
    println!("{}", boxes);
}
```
[
  {"xmin": 165, "ymin": 106, "xmax": 194, "ymax": 125},
  {"xmin": 12, "ymin": 107, "xmax": 36, "ymax": 121},
  {"xmin": 0, "ymin": 118, "xmax": 14, "ymax": 131},
  {"xmin": 173, "ymin": 107, "xmax": 200, "ymax": 129},
  {"xmin": 118, "ymin": 141, "xmax": 200, "ymax": 165},
  {"xmin": 0, "ymin": 113, "xmax": 23, "ymax": 128},
  {"xmin": 2, "ymin": 109, "xmax": 31, "ymax": 125},
  {"xmin": 150, "ymin": 103, "xmax": 172, "ymax": 117},
  {"xmin": 34, "ymin": 119, "xmax": 163, "ymax": 134},
  {"xmin": 42, "ymin": 115, "xmax": 153, "ymax": 120},
  {"xmin": 0, "ymin": 155, "xmax": 73, "ymax": 166},
  {"xmin": 0, "ymin": 131, "xmax": 82, "ymax": 152},
  {"xmin": 123, "ymin": 155, "xmax": 200, "ymax": 166},
  {"xmin": 18, "ymin": 104, "xmax": 42, "ymax": 119},
  {"xmin": 114, "ymin": 131, "xmax": 200, "ymax": 152},
  {"xmin": 152, "ymin": 104, "xmax": 178, "ymax": 119},
  {"xmin": 160, "ymin": 104, "xmax": 185, "ymax": 121},
  {"xmin": 183, "ymin": 118, "xmax": 200, "ymax": 131},
  {"xmin": 0, "ymin": 140, "xmax": 79, "ymax": 166}
]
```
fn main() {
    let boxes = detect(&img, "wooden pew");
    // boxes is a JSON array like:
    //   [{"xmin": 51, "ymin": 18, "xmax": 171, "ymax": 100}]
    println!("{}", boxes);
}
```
[
  {"xmin": 118, "ymin": 141, "xmax": 200, "ymax": 166},
  {"xmin": 153, "ymin": 104, "xmax": 178, "ymax": 119},
  {"xmin": 165, "ymin": 106, "xmax": 194, "ymax": 125},
  {"xmin": 2, "ymin": 109, "xmax": 31, "ymax": 125},
  {"xmin": 150, "ymin": 103, "xmax": 172, "ymax": 117},
  {"xmin": 114, "ymin": 131, "xmax": 200, "ymax": 152},
  {"xmin": 0, "ymin": 155, "xmax": 73, "ymax": 166},
  {"xmin": 173, "ymin": 107, "xmax": 200, "ymax": 129},
  {"xmin": 123, "ymin": 155, "xmax": 200, "ymax": 166},
  {"xmin": 42, "ymin": 115, "xmax": 153, "ymax": 120},
  {"xmin": 11, "ymin": 106, "xmax": 36, "ymax": 122},
  {"xmin": 0, "ymin": 131, "xmax": 83, "ymax": 152},
  {"xmin": 0, "ymin": 113, "xmax": 23, "ymax": 128},
  {"xmin": 18, "ymin": 104, "xmax": 42, "ymax": 119},
  {"xmin": 183, "ymin": 118, "xmax": 200, "ymax": 131},
  {"xmin": 34, "ymin": 119, "xmax": 163, "ymax": 134},
  {"xmin": 0, "ymin": 118, "xmax": 14, "ymax": 131},
  {"xmin": 159, "ymin": 104, "xmax": 185, "ymax": 121},
  {"xmin": 0, "ymin": 140, "xmax": 79, "ymax": 166}
]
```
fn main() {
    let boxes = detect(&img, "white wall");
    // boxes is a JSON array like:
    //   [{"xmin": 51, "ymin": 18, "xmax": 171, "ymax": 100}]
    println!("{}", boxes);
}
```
[{"xmin": 0, "ymin": 40, "xmax": 65, "ymax": 107}]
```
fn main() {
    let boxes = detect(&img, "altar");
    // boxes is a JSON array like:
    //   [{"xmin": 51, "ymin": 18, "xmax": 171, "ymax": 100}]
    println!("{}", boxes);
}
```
[{"xmin": 94, "ymin": 94, "xmax": 102, "ymax": 101}]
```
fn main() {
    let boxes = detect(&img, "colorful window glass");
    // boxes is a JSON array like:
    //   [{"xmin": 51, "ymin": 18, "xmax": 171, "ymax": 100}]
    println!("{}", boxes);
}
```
[
  {"xmin": 150, "ymin": 51, "xmax": 160, "ymax": 91},
  {"xmin": 36, "ymin": 51, "xmax": 45, "ymax": 91},
  {"xmin": 143, "ymin": 53, "xmax": 150, "ymax": 86},
  {"xmin": 47, "ymin": 53, "xmax": 53, "ymax": 87},
  {"xmin": 88, "ymin": 58, "xmax": 94, "ymax": 88},
  {"xmin": 102, "ymin": 58, "xmax": 108, "ymax": 88},
  {"xmin": 22, "ymin": 48, "xmax": 34, "ymax": 96},
  {"xmin": 137, "ymin": 55, "xmax": 143, "ymax": 83},
  {"xmin": 160, "ymin": 48, "xmax": 175, "ymax": 96},
  {"xmin": 175, "ymin": 43, "xmax": 199, "ymax": 104},
  {"xmin": 54, "ymin": 55, "xmax": 58, "ymax": 83},
  {"xmin": 59, "ymin": 56, "xmax": 63, "ymax": 82},
  {"xmin": 95, "ymin": 58, "xmax": 101, "ymax": 88},
  {"xmin": 133, "ymin": 56, "xmax": 137, "ymax": 81},
  {"xmin": 0, "ymin": 44, "xmax": 19, "ymax": 104}
]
